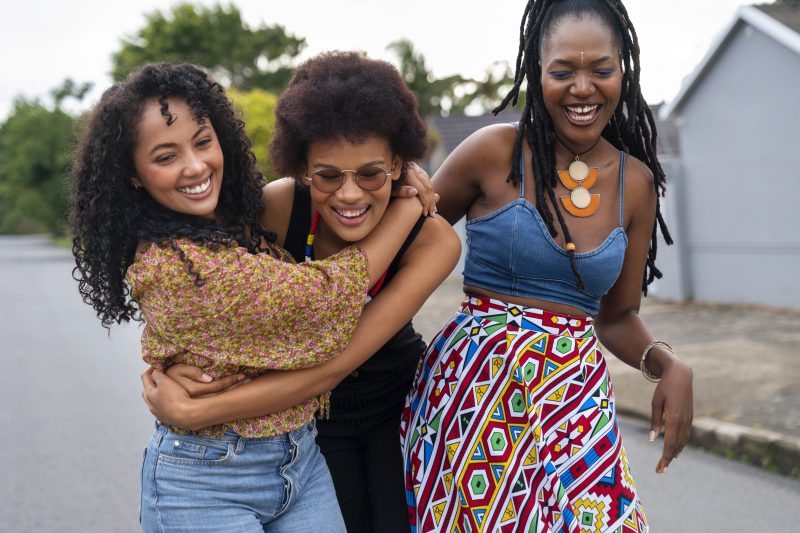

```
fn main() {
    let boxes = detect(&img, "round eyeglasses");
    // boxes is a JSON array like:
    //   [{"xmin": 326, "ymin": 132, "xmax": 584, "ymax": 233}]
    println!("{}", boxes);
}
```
[{"xmin": 306, "ymin": 165, "xmax": 393, "ymax": 193}]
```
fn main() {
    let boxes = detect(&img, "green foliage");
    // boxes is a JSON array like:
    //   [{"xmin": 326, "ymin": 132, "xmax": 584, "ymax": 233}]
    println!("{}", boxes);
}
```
[
  {"xmin": 112, "ymin": 3, "xmax": 306, "ymax": 93},
  {"xmin": 227, "ymin": 88, "xmax": 278, "ymax": 179},
  {"xmin": 0, "ymin": 99, "xmax": 77, "ymax": 234},
  {"xmin": 388, "ymin": 40, "xmax": 516, "ymax": 117}
]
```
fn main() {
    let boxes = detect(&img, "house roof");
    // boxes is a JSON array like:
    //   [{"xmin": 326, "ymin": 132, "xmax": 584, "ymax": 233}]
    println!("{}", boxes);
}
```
[
  {"xmin": 430, "ymin": 104, "xmax": 679, "ymax": 158},
  {"xmin": 430, "ymin": 111, "xmax": 519, "ymax": 154},
  {"xmin": 649, "ymin": 103, "xmax": 680, "ymax": 158},
  {"xmin": 661, "ymin": 3, "xmax": 800, "ymax": 119},
  {"xmin": 757, "ymin": 3, "xmax": 800, "ymax": 33}
]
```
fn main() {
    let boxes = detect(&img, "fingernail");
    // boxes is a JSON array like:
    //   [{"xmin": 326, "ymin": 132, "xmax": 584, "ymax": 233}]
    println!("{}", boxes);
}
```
[
  {"xmin": 410, "ymin": 187, "xmax": 418, "ymax": 195},
  {"xmin": 201, "ymin": 373, "xmax": 213, "ymax": 382},
  {"xmin": 242, "ymin": 378, "xmax": 253, "ymax": 384},
  {"xmin": 237, "ymin": 374, "xmax": 247, "ymax": 382},
  {"xmin": 648, "ymin": 431, "xmax": 656, "ymax": 442},
  {"xmin": 662, "ymin": 466, "xmax": 668, "ymax": 474}
]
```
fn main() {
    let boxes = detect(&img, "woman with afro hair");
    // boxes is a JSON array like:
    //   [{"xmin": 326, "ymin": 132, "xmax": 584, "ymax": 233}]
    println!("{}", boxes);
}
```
[
  {"xmin": 71, "ymin": 61, "xmax": 437, "ymax": 531},
  {"xmin": 139, "ymin": 52, "xmax": 460, "ymax": 532}
]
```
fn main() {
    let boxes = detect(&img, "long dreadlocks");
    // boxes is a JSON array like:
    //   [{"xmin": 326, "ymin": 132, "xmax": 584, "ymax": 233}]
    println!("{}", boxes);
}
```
[{"xmin": 493, "ymin": 0, "xmax": 672, "ymax": 294}]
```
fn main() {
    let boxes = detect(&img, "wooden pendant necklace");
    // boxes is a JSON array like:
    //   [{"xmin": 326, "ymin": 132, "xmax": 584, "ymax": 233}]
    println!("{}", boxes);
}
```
[{"xmin": 557, "ymin": 138, "xmax": 601, "ymax": 217}]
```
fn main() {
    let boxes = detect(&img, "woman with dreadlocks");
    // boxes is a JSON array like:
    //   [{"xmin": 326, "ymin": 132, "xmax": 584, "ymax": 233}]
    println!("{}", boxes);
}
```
[
  {"xmin": 70, "ymin": 62, "xmax": 427, "ymax": 531},
  {"xmin": 401, "ymin": 0, "xmax": 693, "ymax": 531}
]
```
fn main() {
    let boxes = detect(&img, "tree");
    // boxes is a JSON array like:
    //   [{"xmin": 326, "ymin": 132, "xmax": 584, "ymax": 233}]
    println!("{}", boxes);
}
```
[
  {"xmin": 388, "ymin": 40, "xmax": 516, "ymax": 117},
  {"xmin": 0, "ymin": 100, "xmax": 76, "ymax": 234},
  {"xmin": 227, "ymin": 88, "xmax": 278, "ymax": 178},
  {"xmin": 112, "ymin": 3, "xmax": 306, "ymax": 93}
]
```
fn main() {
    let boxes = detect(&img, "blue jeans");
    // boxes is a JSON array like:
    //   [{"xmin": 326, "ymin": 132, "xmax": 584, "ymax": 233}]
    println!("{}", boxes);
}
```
[{"xmin": 140, "ymin": 421, "xmax": 346, "ymax": 532}]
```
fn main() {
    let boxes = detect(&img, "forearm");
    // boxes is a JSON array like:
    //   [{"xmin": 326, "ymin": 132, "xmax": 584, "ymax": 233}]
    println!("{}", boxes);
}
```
[
  {"xmin": 356, "ymin": 197, "xmax": 422, "ymax": 285},
  {"xmin": 595, "ymin": 310, "xmax": 685, "ymax": 378},
  {"xmin": 181, "ymin": 281, "xmax": 437, "ymax": 430}
]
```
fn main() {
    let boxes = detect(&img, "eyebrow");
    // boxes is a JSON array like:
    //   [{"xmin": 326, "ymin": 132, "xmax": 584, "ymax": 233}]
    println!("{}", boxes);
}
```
[
  {"xmin": 549, "ymin": 56, "xmax": 614, "ymax": 67},
  {"xmin": 313, "ymin": 159, "xmax": 386, "ymax": 169},
  {"xmin": 147, "ymin": 124, "xmax": 210, "ymax": 155}
]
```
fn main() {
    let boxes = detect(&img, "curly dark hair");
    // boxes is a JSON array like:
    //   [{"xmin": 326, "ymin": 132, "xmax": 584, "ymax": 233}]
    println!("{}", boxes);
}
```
[
  {"xmin": 269, "ymin": 51, "xmax": 427, "ymax": 178},
  {"xmin": 494, "ymin": 0, "xmax": 672, "ymax": 294},
  {"xmin": 70, "ymin": 62, "xmax": 272, "ymax": 328}
]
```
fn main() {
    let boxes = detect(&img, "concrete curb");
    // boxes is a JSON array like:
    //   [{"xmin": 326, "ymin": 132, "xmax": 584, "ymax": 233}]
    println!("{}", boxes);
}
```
[{"xmin": 618, "ymin": 407, "xmax": 800, "ymax": 480}]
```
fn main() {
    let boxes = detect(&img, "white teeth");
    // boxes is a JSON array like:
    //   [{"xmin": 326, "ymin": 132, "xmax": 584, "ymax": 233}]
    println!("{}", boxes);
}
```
[
  {"xmin": 336, "ymin": 207, "xmax": 368, "ymax": 218},
  {"xmin": 177, "ymin": 178, "xmax": 211, "ymax": 195},
  {"xmin": 566, "ymin": 105, "xmax": 599, "ymax": 114},
  {"xmin": 566, "ymin": 105, "xmax": 599, "ymax": 123}
]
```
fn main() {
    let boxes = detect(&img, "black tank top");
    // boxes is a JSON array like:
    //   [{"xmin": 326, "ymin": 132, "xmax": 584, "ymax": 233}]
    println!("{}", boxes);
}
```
[{"xmin": 284, "ymin": 184, "xmax": 427, "ymax": 431}]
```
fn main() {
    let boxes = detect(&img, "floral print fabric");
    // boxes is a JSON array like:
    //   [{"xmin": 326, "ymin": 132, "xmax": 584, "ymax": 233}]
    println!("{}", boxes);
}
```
[{"xmin": 127, "ymin": 239, "xmax": 369, "ymax": 438}]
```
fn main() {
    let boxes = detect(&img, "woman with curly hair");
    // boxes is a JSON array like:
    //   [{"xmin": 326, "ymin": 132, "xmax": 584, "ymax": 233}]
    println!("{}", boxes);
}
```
[
  {"xmin": 140, "ymin": 52, "xmax": 461, "ymax": 532},
  {"xmin": 401, "ymin": 0, "xmax": 694, "ymax": 531},
  {"xmin": 70, "ymin": 61, "xmax": 431, "ymax": 531}
]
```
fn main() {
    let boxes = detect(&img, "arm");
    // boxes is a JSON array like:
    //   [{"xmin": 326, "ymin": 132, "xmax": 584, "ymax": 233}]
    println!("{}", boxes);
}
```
[
  {"xmin": 432, "ymin": 123, "xmax": 517, "ymax": 225},
  {"xmin": 263, "ymin": 176, "xmax": 425, "ymax": 287},
  {"xmin": 393, "ymin": 161, "xmax": 438, "ymax": 217},
  {"xmin": 143, "ymin": 215, "xmax": 462, "ymax": 431},
  {"xmin": 594, "ymin": 158, "xmax": 693, "ymax": 474}
]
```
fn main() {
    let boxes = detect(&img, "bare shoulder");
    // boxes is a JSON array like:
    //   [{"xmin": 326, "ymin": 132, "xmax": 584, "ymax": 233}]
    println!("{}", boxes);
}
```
[
  {"xmin": 261, "ymin": 177, "xmax": 298, "ymax": 245},
  {"xmin": 434, "ymin": 122, "xmax": 518, "ymax": 222},
  {"xmin": 621, "ymin": 154, "xmax": 657, "ymax": 219},
  {"xmin": 454, "ymin": 122, "xmax": 518, "ymax": 168},
  {"xmin": 402, "ymin": 215, "xmax": 461, "ymax": 265}
]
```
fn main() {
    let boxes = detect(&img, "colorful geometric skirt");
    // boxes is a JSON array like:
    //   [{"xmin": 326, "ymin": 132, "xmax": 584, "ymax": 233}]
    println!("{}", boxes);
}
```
[{"xmin": 401, "ymin": 296, "xmax": 648, "ymax": 532}]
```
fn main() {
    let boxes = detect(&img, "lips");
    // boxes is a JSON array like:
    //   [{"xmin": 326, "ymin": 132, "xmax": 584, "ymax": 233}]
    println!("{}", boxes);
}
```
[
  {"xmin": 332, "ymin": 205, "xmax": 370, "ymax": 226},
  {"xmin": 564, "ymin": 104, "xmax": 600, "ymax": 125},
  {"xmin": 177, "ymin": 176, "xmax": 212, "ymax": 196}
]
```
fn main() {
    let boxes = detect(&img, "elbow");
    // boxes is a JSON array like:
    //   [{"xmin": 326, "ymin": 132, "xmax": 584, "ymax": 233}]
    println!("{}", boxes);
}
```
[{"xmin": 594, "ymin": 307, "xmax": 638, "ymax": 337}]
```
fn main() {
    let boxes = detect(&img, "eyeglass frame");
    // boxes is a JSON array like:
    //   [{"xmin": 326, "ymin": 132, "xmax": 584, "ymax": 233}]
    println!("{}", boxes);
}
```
[{"xmin": 304, "ymin": 160, "xmax": 397, "ymax": 193}]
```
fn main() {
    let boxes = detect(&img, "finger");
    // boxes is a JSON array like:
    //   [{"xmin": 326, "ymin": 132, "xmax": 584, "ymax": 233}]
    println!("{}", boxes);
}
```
[
  {"xmin": 392, "ymin": 185, "xmax": 419, "ymax": 198},
  {"xmin": 141, "ymin": 368, "xmax": 157, "ymax": 388},
  {"xmin": 649, "ymin": 397, "xmax": 664, "ymax": 443},
  {"xmin": 658, "ymin": 415, "xmax": 682, "ymax": 473},
  {"xmin": 193, "ymin": 373, "xmax": 244, "ymax": 394},
  {"xmin": 149, "ymin": 368, "xmax": 167, "ymax": 384},
  {"xmin": 167, "ymin": 364, "xmax": 212, "ymax": 383}
]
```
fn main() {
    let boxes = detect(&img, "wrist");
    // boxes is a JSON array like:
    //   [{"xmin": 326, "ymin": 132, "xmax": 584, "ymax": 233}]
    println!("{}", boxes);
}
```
[
  {"xmin": 392, "ymin": 196, "xmax": 424, "ymax": 217},
  {"xmin": 178, "ymin": 397, "xmax": 206, "ymax": 432},
  {"xmin": 645, "ymin": 344, "xmax": 690, "ymax": 379}
]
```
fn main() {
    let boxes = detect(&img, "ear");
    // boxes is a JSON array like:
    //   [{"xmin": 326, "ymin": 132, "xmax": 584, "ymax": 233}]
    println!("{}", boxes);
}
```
[
  {"xmin": 131, "ymin": 176, "xmax": 143, "ymax": 189},
  {"xmin": 299, "ymin": 165, "xmax": 312, "ymax": 188},
  {"xmin": 392, "ymin": 157, "xmax": 404, "ymax": 181}
]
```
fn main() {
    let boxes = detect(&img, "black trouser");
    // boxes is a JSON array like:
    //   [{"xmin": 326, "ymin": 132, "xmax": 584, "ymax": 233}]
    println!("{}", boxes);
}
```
[{"xmin": 317, "ymin": 414, "xmax": 410, "ymax": 533}]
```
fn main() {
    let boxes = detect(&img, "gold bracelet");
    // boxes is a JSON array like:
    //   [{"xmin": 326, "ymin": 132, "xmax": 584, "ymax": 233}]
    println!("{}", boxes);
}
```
[{"xmin": 640, "ymin": 341, "xmax": 674, "ymax": 383}]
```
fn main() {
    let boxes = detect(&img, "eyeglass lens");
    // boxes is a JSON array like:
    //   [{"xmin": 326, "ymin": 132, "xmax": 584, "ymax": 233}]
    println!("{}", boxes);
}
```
[{"xmin": 310, "ymin": 166, "xmax": 389, "ymax": 192}]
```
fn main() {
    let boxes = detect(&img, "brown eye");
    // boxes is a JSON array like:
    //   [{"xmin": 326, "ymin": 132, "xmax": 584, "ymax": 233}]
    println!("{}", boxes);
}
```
[{"xmin": 314, "ymin": 169, "xmax": 342, "ymax": 180}]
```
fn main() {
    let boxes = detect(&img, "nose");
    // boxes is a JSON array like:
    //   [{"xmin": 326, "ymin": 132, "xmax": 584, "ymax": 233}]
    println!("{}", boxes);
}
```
[
  {"xmin": 183, "ymin": 150, "xmax": 206, "ymax": 176},
  {"xmin": 570, "ymin": 72, "xmax": 595, "ymax": 97},
  {"xmin": 335, "ymin": 171, "xmax": 363, "ymax": 201}
]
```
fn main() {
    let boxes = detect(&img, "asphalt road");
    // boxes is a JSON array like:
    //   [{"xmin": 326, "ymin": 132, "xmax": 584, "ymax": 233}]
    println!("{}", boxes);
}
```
[{"xmin": 1, "ymin": 236, "xmax": 798, "ymax": 532}]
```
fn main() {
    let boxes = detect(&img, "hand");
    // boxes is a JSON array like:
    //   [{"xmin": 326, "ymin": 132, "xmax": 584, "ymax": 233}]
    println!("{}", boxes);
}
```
[
  {"xmin": 649, "ymin": 359, "xmax": 693, "ymax": 474},
  {"xmin": 165, "ymin": 363, "xmax": 247, "ymax": 398},
  {"xmin": 393, "ymin": 161, "xmax": 438, "ymax": 217},
  {"xmin": 141, "ymin": 367, "xmax": 197, "ymax": 429}
]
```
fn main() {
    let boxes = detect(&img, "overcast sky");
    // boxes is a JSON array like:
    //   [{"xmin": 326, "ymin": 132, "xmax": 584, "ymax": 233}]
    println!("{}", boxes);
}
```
[{"xmin": 0, "ymin": 0, "xmax": 752, "ymax": 121}]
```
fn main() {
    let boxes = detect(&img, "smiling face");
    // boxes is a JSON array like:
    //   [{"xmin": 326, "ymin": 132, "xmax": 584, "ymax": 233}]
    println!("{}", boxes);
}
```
[
  {"xmin": 131, "ymin": 98, "xmax": 224, "ymax": 219},
  {"xmin": 304, "ymin": 135, "xmax": 400, "ymax": 248},
  {"xmin": 540, "ymin": 15, "xmax": 622, "ymax": 154}
]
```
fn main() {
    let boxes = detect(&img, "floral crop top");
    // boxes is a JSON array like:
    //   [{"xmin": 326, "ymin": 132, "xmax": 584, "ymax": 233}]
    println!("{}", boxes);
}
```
[{"xmin": 127, "ymin": 239, "xmax": 369, "ymax": 438}]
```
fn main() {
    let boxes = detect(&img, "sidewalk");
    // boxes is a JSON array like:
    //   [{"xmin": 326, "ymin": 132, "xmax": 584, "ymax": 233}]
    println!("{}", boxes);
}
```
[{"xmin": 413, "ymin": 275, "xmax": 800, "ymax": 479}]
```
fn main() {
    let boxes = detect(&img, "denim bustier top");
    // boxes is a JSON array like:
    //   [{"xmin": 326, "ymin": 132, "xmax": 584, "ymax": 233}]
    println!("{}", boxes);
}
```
[{"xmin": 463, "ymin": 151, "xmax": 628, "ymax": 316}]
